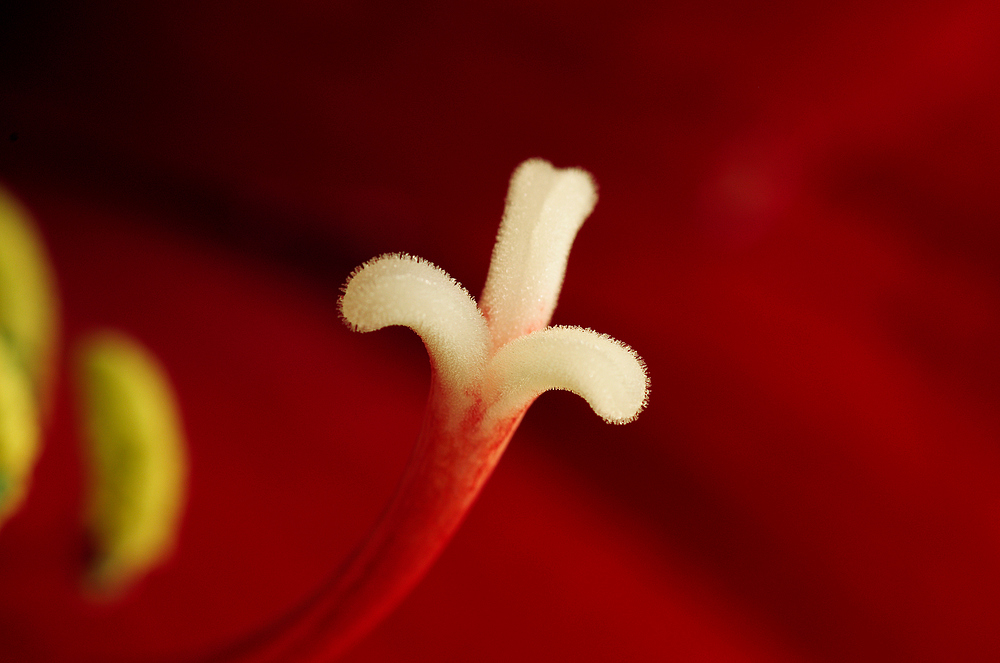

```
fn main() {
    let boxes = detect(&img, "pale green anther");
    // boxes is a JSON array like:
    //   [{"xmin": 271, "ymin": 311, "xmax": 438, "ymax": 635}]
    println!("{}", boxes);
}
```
[{"xmin": 77, "ymin": 333, "xmax": 188, "ymax": 594}]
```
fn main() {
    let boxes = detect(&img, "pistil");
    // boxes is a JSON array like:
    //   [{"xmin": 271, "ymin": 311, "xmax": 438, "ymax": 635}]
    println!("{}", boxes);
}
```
[{"xmin": 219, "ymin": 159, "xmax": 648, "ymax": 662}]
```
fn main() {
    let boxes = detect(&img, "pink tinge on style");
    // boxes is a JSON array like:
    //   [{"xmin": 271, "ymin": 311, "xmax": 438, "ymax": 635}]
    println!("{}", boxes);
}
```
[{"xmin": 222, "ymin": 159, "xmax": 648, "ymax": 662}]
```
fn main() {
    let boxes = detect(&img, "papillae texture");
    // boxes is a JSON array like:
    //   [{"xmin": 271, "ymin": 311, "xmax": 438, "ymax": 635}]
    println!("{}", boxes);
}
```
[
  {"xmin": 341, "ymin": 158, "xmax": 648, "ymax": 430},
  {"xmin": 247, "ymin": 158, "xmax": 649, "ymax": 662}
]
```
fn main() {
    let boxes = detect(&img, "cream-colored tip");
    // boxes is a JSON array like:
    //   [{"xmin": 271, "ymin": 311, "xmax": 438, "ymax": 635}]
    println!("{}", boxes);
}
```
[
  {"xmin": 77, "ymin": 332, "xmax": 188, "ymax": 595},
  {"xmin": 340, "ymin": 253, "xmax": 490, "ymax": 395},
  {"xmin": 479, "ymin": 159, "xmax": 597, "ymax": 349},
  {"xmin": 486, "ymin": 326, "xmax": 649, "ymax": 425}
]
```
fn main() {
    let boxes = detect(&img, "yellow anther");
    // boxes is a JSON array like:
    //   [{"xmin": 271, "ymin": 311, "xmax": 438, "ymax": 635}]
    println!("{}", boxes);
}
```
[
  {"xmin": 77, "ymin": 332, "xmax": 188, "ymax": 594},
  {"xmin": 0, "ymin": 186, "xmax": 59, "ymax": 406},
  {"xmin": 0, "ymin": 185, "xmax": 58, "ymax": 527},
  {"xmin": 0, "ymin": 336, "xmax": 39, "ymax": 527}
]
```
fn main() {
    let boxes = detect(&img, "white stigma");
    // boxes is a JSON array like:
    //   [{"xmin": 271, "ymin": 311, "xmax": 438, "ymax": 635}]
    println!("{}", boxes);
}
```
[
  {"xmin": 340, "ymin": 254, "xmax": 489, "ymax": 397},
  {"xmin": 485, "ymin": 326, "xmax": 649, "ymax": 425},
  {"xmin": 339, "ymin": 159, "xmax": 648, "ymax": 427},
  {"xmin": 479, "ymin": 159, "xmax": 597, "ymax": 350}
]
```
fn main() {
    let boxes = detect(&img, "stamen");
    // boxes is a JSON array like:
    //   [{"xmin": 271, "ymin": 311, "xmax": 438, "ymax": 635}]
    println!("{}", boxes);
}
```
[
  {"xmin": 0, "ymin": 186, "xmax": 59, "ymax": 406},
  {"xmin": 0, "ymin": 186, "xmax": 57, "ymax": 527},
  {"xmin": 0, "ymin": 335, "xmax": 38, "ymax": 527},
  {"xmin": 77, "ymin": 332, "xmax": 188, "ymax": 595},
  {"xmin": 0, "ymin": 185, "xmax": 190, "ymax": 594}
]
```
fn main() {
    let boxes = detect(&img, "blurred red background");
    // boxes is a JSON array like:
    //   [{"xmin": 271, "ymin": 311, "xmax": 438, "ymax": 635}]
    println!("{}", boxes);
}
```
[{"xmin": 2, "ymin": 1, "xmax": 1000, "ymax": 661}]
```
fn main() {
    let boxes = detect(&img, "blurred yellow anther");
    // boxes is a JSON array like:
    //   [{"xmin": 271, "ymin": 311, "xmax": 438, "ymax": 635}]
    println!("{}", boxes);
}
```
[
  {"xmin": 77, "ymin": 332, "xmax": 188, "ymax": 595},
  {"xmin": 0, "ymin": 186, "xmax": 58, "ymax": 527},
  {"xmin": 0, "ymin": 186, "xmax": 59, "ymax": 405},
  {"xmin": 0, "ymin": 337, "xmax": 39, "ymax": 527}
]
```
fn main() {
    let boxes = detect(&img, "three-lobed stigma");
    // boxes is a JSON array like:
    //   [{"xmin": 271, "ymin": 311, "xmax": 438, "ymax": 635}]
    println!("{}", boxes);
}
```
[
  {"xmin": 264, "ymin": 158, "xmax": 650, "ymax": 662},
  {"xmin": 341, "ymin": 158, "xmax": 649, "ymax": 431}
]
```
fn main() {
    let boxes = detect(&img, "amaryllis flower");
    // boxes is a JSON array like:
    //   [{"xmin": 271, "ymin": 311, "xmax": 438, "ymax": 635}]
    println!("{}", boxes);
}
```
[{"xmin": 2, "ymin": 1, "xmax": 1000, "ymax": 662}]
